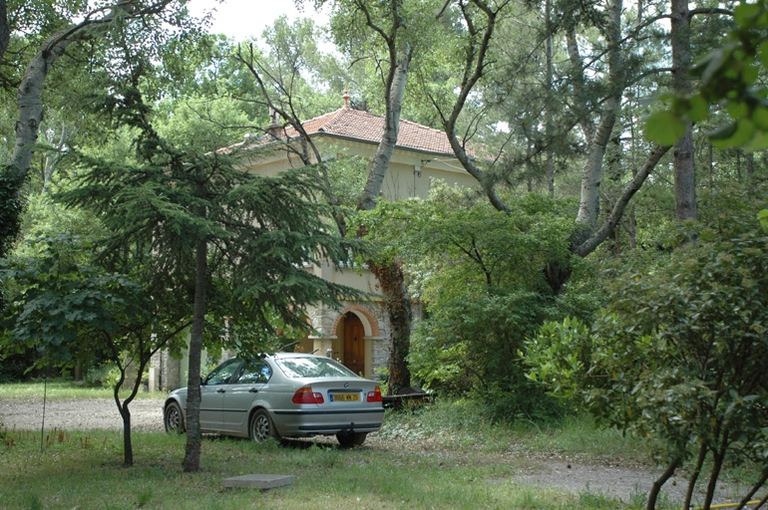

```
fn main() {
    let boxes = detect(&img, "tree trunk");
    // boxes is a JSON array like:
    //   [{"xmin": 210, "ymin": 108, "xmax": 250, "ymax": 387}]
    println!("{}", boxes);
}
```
[
  {"xmin": 369, "ymin": 261, "xmax": 411, "ymax": 394},
  {"xmin": 352, "ymin": 20, "xmax": 414, "ymax": 390},
  {"xmin": 573, "ymin": 145, "xmax": 669, "ymax": 257},
  {"xmin": 671, "ymin": 0, "xmax": 697, "ymax": 222},
  {"xmin": 734, "ymin": 468, "xmax": 768, "ymax": 510},
  {"xmin": 183, "ymin": 234, "xmax": 207, "ymax": 472},
  {"xmin": 361, "ymin": 46, "xmax": 414, "ymax": 388},
  {"xmin": 41, "ymin": 124, "xmax": 67, "ymax": 194},
  {"xmin": 0, "ymin": 0, "xmax": 9, "ymax": 65},
  {"xmin": 357, "ymin": 44, "xmax": 412, "ymax": 211},
  {"xmin": 647, "ymin": 457, "xmax": 681, "ymax": 510},
  {"xmin": 704, "ymin": 435, "xmax": 729, "ymax": 509},
  {"xmin": 121, "ymin": 405, "xmax": 133, "ymax": 467},
  {"xmin": 112, "ymin": 367, "xmax": 135, "ymax": 467},
  {"xmin": 684, "ymin": 440, "xmax": 708, "ymax": 510},
  {"xmin": 575, "ymin": 0, "xmax": 623, "ymax": 231},
  {"xmin": 544, "ymin": 0, "xmax": 555, "ymax": 197}
]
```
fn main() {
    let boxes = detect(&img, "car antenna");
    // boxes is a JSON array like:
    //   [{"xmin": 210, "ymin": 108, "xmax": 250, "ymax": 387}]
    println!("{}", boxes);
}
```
[{"xmin": 278, "ymin": 340, "xmax": 299, "ymax": 352}]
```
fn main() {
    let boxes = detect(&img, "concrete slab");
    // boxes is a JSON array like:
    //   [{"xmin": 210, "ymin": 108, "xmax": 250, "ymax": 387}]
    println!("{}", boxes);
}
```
[{"xmin": 223, "ymin": 474, "xmax": 295, "ymax": 490}]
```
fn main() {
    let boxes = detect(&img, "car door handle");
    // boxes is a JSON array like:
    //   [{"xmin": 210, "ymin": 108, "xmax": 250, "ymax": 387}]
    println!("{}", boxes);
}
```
[
  {"xmin": 217, "ymin": 389, "xmax": 226, "ymax": 393},
  {"xmin": 249, "ymin": 388, "xmax": 259, "ymax": 393}
]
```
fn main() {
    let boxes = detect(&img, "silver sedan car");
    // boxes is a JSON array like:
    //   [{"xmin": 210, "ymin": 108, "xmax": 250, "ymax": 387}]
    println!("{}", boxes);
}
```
[{"xmin": 163, "ymin": 353, "xmax": 384, "ymax": 447}]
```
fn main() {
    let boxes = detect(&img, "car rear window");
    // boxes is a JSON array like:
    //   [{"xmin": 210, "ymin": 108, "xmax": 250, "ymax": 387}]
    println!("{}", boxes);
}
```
[{"xmin": 274, "ymin": 357, "xmax": 357, "ymax": 379}]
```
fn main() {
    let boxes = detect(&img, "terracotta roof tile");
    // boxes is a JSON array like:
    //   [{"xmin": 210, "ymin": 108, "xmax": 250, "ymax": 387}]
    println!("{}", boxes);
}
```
[{"xmin": 282, "ymin": 106, "xmax": 457, "ymax": 156}]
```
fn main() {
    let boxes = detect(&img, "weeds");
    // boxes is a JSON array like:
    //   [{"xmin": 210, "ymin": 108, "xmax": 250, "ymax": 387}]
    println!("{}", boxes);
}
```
[
  {"xmin": 2, "ymin": 427, "xmax": 95, "ymax": 452},
  {"xmin": 136, "ymin": 487, "xmax": 153, "ymax": 507}
]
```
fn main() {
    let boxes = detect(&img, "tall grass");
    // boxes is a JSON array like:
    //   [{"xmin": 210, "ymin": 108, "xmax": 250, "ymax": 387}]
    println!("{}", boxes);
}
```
[{"xmin": 376, "ymin": 398, "xmax": 650, "ymax": 462}]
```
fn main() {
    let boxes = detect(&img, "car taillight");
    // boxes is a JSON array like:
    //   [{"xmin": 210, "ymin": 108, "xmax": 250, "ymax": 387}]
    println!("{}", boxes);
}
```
[
  {"xmin": 366, "ymin": 386, "xmax": 382, "ymax": 403},
  {"xmin": 292, "ymin": 386, "xmax": 324, "ymax": 404}
]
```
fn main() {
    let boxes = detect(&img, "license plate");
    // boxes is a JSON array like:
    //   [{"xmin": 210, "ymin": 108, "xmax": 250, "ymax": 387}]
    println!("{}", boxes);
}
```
[{"xmin": 331, "ymin": 393, "xmax": 360, "ymax": 402}]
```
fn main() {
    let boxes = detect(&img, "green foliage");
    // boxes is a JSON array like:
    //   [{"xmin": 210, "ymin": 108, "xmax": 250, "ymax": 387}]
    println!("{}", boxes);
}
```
[
  {"xmin": 529, "ymin": 199, "xmax": 768, "ymax": 498},
  {"xmin": 367, "ymin": 187, "xmax": 585, "ymax": 421},
  {"xmin": 0, "ymin": 168, "xmax": 25, "ymax": 261},
  {"xmin": 324, "ymin": 153, "xmax": 369, "ymax": 208},
  {"xmin": 524, "ymin": 317, "xmax": 591, "ymax": 402},
  {"xmin": 645, "ymin": 0, "xmax": 768, "ymax": 150},
  {"xmin": 0, "ymin": 234, "xmax": 178, "ymax": 372},
  {"xmin": 56, "ymin": 77, "xmax": 369, "ymax": 356},
  {"xmin": 86, "ymin": 364, "xmax": 122, "ymax": 388}
]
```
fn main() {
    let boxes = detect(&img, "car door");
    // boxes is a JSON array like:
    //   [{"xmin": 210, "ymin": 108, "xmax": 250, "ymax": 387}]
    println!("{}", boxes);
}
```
[
  {"xmin": 199, "ymin": 359, "xmax": 243, "ymax": 432},
  {"xmin": 219, "ymin": 359, "xmax": 272, "ymax": 434}
]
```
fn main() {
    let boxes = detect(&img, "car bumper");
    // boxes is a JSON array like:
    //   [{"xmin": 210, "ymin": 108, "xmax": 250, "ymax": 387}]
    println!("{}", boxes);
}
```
[{"xmin": 271, "ymin": 408, "xmax": 384, "ymax": 437}]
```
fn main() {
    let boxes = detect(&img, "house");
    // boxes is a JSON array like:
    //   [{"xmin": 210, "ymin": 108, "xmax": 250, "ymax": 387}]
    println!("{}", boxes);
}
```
[{"xmin": 148, "ymin": 94, "xmax": 476, "ymax": 390}]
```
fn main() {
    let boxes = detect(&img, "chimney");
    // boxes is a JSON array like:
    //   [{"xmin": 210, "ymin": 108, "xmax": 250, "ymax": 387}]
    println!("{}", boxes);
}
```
[
  {"xmin": 267, "ymin": 105, "xmax": 282, "ymax": 138},
  {"xmin": 343, "ymin": 88, "xmax": 350, "ymax": 109}
]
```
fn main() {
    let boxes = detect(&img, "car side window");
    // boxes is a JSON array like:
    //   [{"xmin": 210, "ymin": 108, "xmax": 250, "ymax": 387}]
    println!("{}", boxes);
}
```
[
  {"xmin": 204, "ymin": 359, "xmax": 242, "ymax": 386},
  {"xmin": 237, "ymin": 361, "xmax": 272, "ymax": 384}
]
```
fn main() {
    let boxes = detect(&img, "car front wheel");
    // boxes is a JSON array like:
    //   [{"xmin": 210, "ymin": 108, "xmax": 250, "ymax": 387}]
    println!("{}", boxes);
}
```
[
  {"xmin": 336, "ymin": 432, "xmax": 367, "ymax": 447},
  {"xmin": 249, "ymin": 409, "xmax": 280, "ymax": 443},
  {"xmin": 164, "ymin": 401, "xmax": 185, "ymax": 434}
]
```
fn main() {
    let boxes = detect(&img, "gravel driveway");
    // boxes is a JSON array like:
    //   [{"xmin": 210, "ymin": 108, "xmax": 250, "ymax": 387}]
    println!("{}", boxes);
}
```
[
  {"xmin": 0, "ymin": 397, "xmax": 165, "ymax": 432},
  {"xmin": 0, "ymin": 397, "xmax": 750, "ymax": 505}
]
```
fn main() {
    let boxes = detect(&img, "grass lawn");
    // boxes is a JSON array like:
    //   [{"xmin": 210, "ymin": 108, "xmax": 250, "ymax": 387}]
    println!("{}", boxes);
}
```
[
  {"xmin": 0, "ymin": 382, "xmax": 670, "ymax": 509},
  {"xmin": 0, "ymin": 379, "xmax": 167, "ymax": 400}
]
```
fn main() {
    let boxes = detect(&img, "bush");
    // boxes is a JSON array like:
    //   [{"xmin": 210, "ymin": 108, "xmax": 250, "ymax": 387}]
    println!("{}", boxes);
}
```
[
  {"xmin": 411, "ymin": 290, "xmax": 570, "ymax": 422},
  {"xmin": 528, "ymin": 199, "xmax": 768, "ymax": 509},
  {"xmin": 85, "ymin": 364, "xmax": 121, "ymax": 387},
  {"xmin": 0, "ymin": 349, "xmax": 40, "ymax": 383}
]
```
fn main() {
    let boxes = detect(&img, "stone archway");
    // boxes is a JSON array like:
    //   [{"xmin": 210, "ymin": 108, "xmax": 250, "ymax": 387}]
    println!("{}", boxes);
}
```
[
  {"xmin": 330, "ymin": 305, "xmax": 382, "ymax": 378},
  {"xmin": 331, "ymin": 304, "xmax": 380, "ymax": 338}
]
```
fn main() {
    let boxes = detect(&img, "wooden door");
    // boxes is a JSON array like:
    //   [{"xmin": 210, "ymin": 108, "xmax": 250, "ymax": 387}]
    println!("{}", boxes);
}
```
[{"xmin": 343, "ymin": 313, "xmax": 365, "ymax": 376}]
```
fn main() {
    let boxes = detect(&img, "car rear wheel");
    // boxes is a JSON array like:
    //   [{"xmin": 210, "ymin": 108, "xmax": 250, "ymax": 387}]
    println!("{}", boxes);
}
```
[
  {"xmin": 336, "ymin": 432, "xmax": 367, "ymax": 448},
  {"xmin": 164, "ymin": 402, "xmax": 185, "ymax": 434},
  {"xmin": 249, "ymin": 409, "xmax": 280, "ymax": 442}
]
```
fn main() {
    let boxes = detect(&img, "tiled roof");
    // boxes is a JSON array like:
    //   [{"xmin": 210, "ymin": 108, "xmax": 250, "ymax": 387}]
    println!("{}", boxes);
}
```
[
  {"xmin": 253, "ymin": 106, "xmax": 459, "ymax": 156},
  {"xmin": 288, "ymin": 106, "xmax": 455, "ymax": 155}
]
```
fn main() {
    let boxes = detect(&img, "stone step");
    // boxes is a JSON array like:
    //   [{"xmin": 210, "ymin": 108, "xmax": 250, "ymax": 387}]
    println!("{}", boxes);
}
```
[{"xmin": 223, "ymin": 474, "xmax": 295, "ymax": 490}]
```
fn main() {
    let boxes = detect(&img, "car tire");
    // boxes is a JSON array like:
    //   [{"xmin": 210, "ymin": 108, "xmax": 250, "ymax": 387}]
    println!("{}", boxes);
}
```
[
  {"xmin": 249, "ymin": 409, "xmax": 280, "ymax": 443},
  {"xmin": 164, "ymin": 401, "xmax": 185, "ymax": 434},
  {"xmin": 336, "ymin": 432, "xmax": 367, "ymax": 448}
]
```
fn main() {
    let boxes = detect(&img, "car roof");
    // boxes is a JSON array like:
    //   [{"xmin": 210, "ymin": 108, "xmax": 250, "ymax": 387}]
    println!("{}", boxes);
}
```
[{"xmin": 269, "ymin": 352, "xmax": 325, "ymax": 359}]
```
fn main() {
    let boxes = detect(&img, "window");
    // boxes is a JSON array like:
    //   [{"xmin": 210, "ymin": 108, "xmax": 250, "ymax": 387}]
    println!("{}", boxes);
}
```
[
  {"xmin": 274, "ymin": 356, "xmax": 357, "ymax": 379},
  {"xmin": 237, "ymin": 361, "xmax": 272, "ymax": 384},
  {"xmin": 204, "ymin": 359, "xmax": 242, "ymax": 385}
]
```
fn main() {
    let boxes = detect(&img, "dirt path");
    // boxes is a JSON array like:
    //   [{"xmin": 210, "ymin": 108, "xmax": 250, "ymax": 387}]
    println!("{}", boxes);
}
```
[{"xmin": 0, "ymin": 397, "xmax": 750, "ymax": 506}]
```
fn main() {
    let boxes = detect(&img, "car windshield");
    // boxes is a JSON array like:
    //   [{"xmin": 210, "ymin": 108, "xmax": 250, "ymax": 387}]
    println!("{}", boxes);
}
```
[{"xmin": 274, "ymin": 356, "xmax": 358, "ymax": 379}]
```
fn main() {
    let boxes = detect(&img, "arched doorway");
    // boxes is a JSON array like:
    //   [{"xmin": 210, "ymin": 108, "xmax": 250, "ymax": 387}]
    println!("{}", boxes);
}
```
[{"xmin": 342, "ymin": 312, "xmax": 365, "ymax": 375}]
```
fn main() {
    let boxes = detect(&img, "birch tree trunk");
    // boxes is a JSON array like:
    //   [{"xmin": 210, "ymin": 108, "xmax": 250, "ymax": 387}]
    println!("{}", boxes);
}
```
[{"xmin": 357, "ymin": 45, "xmax": 413, "ymax": 211}]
